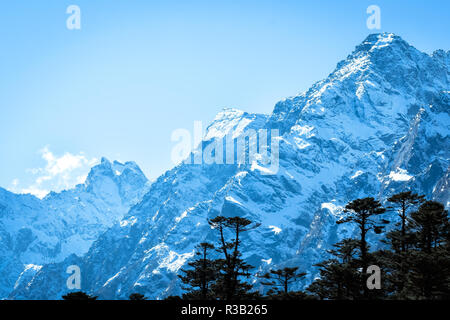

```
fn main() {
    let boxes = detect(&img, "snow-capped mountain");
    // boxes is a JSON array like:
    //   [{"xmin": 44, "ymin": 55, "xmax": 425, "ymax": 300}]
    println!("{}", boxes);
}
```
[
  {"xmin": 9, "ymin": 33, "xmax": 450, "ymax": 299},
  {"xmin": 0, "ymin": 158, "xmax": 149, "ymax": 298}
]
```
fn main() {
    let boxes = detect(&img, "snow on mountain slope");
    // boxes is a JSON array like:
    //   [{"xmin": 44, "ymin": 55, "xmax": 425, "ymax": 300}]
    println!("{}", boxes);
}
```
[
  {"xmin": 0, "ymin": 158, "xmax": 149, "ymax": 298},
  {"xmin": 204, "ymin": 108, "xmax": 268, "ymax": 141},
  {"xmin": 10, "ymin": 33, "xmax": 450, "ymax": 299}
]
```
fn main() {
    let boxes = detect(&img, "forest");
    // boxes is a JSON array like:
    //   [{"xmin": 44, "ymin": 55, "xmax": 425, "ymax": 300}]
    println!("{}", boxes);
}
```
[{"xmin": 63, "ymin": 191, "xmax": 449, "ymax": 301}]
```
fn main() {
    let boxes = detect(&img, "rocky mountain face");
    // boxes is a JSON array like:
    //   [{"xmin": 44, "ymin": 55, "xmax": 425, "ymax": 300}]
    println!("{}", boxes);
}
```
[
  {"xmin": 7, "ymin": 33, "xmax": 450, "ymax": 299},
  {"xmin": 0, "ymin": 158, "xmax": 149, "ymax": 298}
]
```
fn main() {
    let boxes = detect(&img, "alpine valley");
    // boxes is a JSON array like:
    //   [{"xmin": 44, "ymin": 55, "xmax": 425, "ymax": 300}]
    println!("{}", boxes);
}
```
[{"xmin": 2, "ymin": 33, "xmax": 449, "ymax": 299}]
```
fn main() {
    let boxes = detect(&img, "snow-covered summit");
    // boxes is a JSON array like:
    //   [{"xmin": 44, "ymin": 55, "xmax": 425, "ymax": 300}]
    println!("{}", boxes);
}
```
[
  {"xmin": 204, "ymin": 107, "xmax": 268, "ymax": 141},
  {"xmin": 353, "ymin": 32, "xmax": 405, "ymax": 52},
  {"xmin": 0, "ymin": 159, "xmax": 149, "ymax": 298},
  {"xmin": 270, "ymin": 33, "xmax": 449, "ymax": 133},
  {"xmin": 8, "ymin": 33, "xmax": 450, "ymax": 300}
]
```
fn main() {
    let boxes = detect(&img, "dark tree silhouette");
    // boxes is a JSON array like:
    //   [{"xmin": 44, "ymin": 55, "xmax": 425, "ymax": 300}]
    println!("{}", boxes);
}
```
[
  {"xmin": 307, "ymin": 239, "xmax": 362, "ymax": 300},
  {"xmin": 173, "ymin": 195, "xmax": 448, "ymax": 301},
  {"xmin": 208, "ymin": 216, "xmax": 260, "ymax": 300},
  {"xmin": 62, "ymin": 291, "xmax": 98, "ymax": 300},
  {"xmin": 129, "ymin": 293, "xmax": 148, "ymax": 300},
  {"xmin": 387, "ymin": 191, "xmax": 425, "ymax": 252},
  {"xmin": 405, "ymin": 201, "xmax": 450, "ymax": 299},
  {"xmin": 261, "ymin": 267, "xmax": 306, "ymax": 295},
  {"xmin": 338, "ymin": 197, "xmax": 386, "ymax": 297},
  {"xmin": 376, "ymin": 191, "xmax": 425, "ymax": 296},
  {"xmin": 409, "ymin": 201, "xmax": 448, "ymax": 253},
  {"xmin": 179, "ymin": 242, "xmax": 216, "ymax": 299}
]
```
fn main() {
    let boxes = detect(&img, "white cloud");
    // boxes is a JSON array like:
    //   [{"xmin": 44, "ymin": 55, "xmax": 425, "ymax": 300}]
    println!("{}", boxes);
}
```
[
  {"xmin": 11, "ymin": 179, "xmax": 19, "ymax": 187},
  {"xmin": 10, "ymin": 147, "xmax": 98, "ymax": 199},
  {"xmin": 20, "ymin": 186, "xmax": 49, "ymax": 199}
]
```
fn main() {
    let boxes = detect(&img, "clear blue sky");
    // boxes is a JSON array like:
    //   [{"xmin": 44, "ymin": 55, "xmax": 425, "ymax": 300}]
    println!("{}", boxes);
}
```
[{"xmin": 1, "ymin": 0, "xmax": 449, "ymax": 197}]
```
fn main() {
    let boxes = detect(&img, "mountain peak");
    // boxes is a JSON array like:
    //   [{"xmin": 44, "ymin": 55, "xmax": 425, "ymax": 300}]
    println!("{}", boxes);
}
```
[
  {"xmin": 354, "ymin": 32, "xmax": 406, "ymax": 53},
  {"xmin": 100, "ymin": 157, "xmax": 111, "ymax": 165},
  {"xmin": 85, "ymin": 158, "xmax": 147, "ymax": 188},
  {"xmin": 213, "ymin": 108, "xmax": 246, "ymax": 121},
  {"xmin": 8, "ymin": 32, "xmax": 450, "ymax": 301},
  {"xmin": 270, "ymin": 32, "xmax": 448, "ymax": 134},
  {"xmin": 204, "ymin": 108, "xmax": 268, "ymax": 141},
  {"xmin": 90, "ymin": 158, "xmax": 143, "ymax": 175},
  {"xmin": 363, "ymin": 32, "xmax": 398, "ymax": 44}
]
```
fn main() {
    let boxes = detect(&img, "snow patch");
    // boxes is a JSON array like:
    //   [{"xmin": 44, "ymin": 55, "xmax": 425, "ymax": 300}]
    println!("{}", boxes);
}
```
[
  {"xmin": 175, "ymin": 210, "xmax": 188, "ymax": 223},
  {"xmin": 159, "ymin": 250, "xmax": 195, "ymax": 273},
  {"xmin": 268, "ymin": 225, "xmax": 282, "ymax": 235},
  {"xmin": 388, "ymin": 168, "xmax": 413, "ymax": 182},
  {"xmin": 321, "ymin": 202, "xmax": 342, "ymax": 217},
  {"xmin": 250, "ymin": 161, "xmax": 276, "ymax": 175},
  {"xmin": 225, "ymin": 196, "xmax": 242, "ymax": 205},
  {"xmin": 120, "ymin": 216, "xmax": 137, "ymax": 227},
  {"xmin": 350, "ymin": 170, "xmax": 364, "ymax": 179}
]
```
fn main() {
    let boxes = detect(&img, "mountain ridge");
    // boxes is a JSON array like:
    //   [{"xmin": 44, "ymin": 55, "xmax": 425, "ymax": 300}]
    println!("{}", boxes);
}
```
[
  {"xmin": 0, "ymin": 158, "xmax": 149, "ymax": 298},
  {"xmin": 6, "ymin": 33, "xmax": 450, "ymax": 299}
]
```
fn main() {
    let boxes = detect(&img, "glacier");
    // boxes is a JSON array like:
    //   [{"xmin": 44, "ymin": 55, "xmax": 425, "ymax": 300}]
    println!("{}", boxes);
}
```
[{"xmin": 3, "ymin": 32, "xmax": 449, "ymax": 299}]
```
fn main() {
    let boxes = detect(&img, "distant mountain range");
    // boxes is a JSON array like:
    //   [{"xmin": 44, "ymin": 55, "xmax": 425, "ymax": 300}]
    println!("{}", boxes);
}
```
[
  {"xmin": 0, "ymin": 158, "xmax": 149, "ymax": 298},
  {"xmin": 2, "ymin": 33, "xmax": 449, "ymax": 299}
]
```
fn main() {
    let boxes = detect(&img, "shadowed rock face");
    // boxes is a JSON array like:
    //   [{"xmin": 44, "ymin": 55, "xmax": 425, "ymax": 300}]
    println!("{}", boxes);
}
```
[{"xmin": 9, "ymin": 33, "xmax": 450, "ymax": 300}]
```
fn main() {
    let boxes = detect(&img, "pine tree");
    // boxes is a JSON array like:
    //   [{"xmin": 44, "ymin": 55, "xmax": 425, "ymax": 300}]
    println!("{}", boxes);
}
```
[
  {"xmin": 338, "ymin": 197, "xmax": 387, "ymax": 298},
  {"xmin": 178, "ymin": 242, "xmax": 216, "ymax": 300},
  {"xmin": 208, "ymin": 216, "xmax": 260, "ymax": 300},
  {"xmin": 409, "ymin": 201, "xmax": 448, "ymax": 253},
  {"xmin": 307, "ymin": 239, "xmax": 362, "ymax": 300},
  {"xmin": 129, "ymin": 293, "xmax": 147, "ymax": 300},
  {"xmin": 387, "ymin": 191, "xmax": 424, "ymax": 253},
  {"xmin": 404, "ymin": 201, "xmax": 450, "ymax": 299},
  {"xmin": 260, "ymin": 267, "xmax": 306, "ymax": 298},
  {"xmin": 378, "ymin": 191, "xmax": 425, "ymax": 297}
]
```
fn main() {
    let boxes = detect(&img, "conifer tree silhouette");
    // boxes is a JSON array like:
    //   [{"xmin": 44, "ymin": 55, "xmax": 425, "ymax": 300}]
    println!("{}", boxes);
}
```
[
  {"xmin": 307, "ymin": 239, "xmax": 361, "ymax": 300},
  {"xmin": 208, "ymin": 216, "xmax": 260, "ymax": 300},
  {"xmin": 378, "ymin": 191, "xmax": 425, "ymax": 296},
  {"xmin": 338, "ymin": 197, "xmax": 386, "ymax": 298},
  {"xmin": 387, "ymin": 191, "xmax": 425, "ymax": 253},
  {"xmin": 129, "ymin": 293, "xmax": 148, "ymax": 300},
  {"xmin": 179, "ymin": 242, "xmax": 216, "ymax": 299},
  {"xmin": 62, "ymin": 291, "xmax": 98, "ymax": 300},
  {"xmin": 260, "ymin": 267, "xmax": 306, "ymax": 297},
  {"xmin": 404, "ymin": 201, "xmax": 450, "ymax": 299}
]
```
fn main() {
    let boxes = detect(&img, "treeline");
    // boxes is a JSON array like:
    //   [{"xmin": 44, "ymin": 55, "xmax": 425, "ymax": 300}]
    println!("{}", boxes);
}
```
[
  {"xmin": 62, "ymin": 292, "xmax": 148, "ymax": 300},
  {"xmin": 170, "ymin": 191, "xmax": 450, "ymax": 300},
  {"xmin": 61, "ymin": 191, "xmax": 449, "ymax": 300}
]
